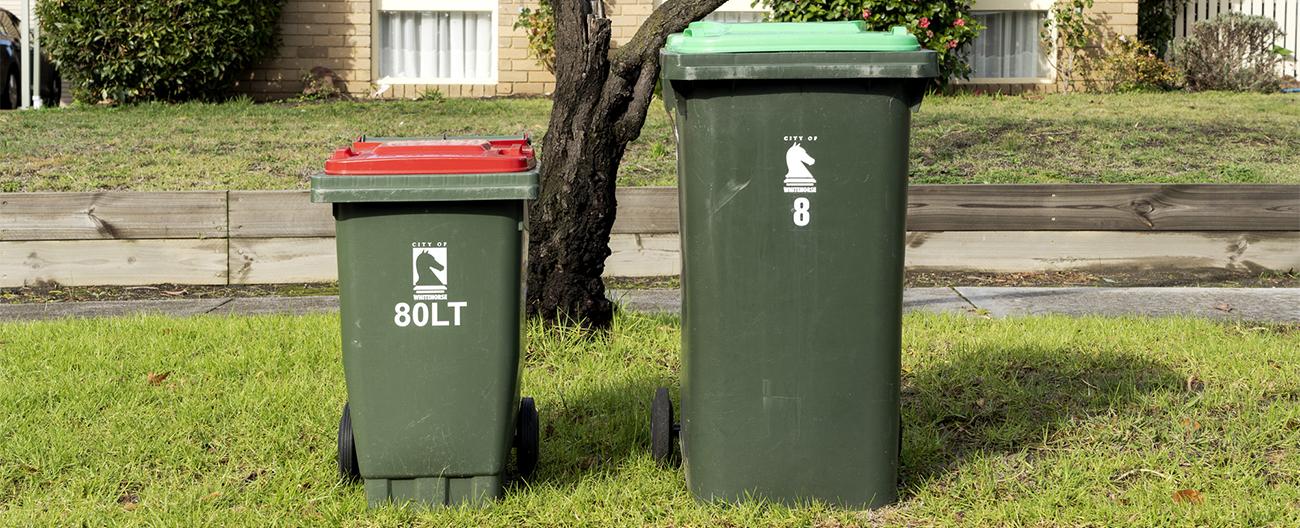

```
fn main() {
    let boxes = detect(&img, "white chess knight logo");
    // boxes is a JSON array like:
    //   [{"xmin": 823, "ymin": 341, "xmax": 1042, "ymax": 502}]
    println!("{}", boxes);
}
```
[
  {"xmin": 782, "ymin": 142, "xmax": 817, "ymax": 193},
  {"xmin": 412, "ymin": 246, "xmax": 448, "ymax": 299}
]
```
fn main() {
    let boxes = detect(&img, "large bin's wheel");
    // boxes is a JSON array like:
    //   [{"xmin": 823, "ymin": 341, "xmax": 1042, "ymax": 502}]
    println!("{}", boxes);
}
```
[
  {"xmin": 650, "ymin": 387, "xmax": 679, "ymax": 467},
  {"xmin": 337, "ymin": 403, "xmax": 360, "ymax": 482},
  {"xmin": 514, "ymin": 396, "xmax": 540, "ymax": 480}
]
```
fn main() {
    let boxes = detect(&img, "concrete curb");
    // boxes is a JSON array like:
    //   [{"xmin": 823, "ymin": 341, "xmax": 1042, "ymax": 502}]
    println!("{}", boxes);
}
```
[{"xmin": 1, "ymin": 288, "xmax": 1296, "ymax": 323}]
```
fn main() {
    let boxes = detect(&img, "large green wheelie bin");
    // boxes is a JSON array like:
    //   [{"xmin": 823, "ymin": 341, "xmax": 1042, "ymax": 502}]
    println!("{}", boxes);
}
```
[
  {"xmin": 311, "ymin": 136, "xmax": 540, "ymax": 508},
  {"xmin": 649, "ymin": 22, "xmax": 938, "ymax": 509}
]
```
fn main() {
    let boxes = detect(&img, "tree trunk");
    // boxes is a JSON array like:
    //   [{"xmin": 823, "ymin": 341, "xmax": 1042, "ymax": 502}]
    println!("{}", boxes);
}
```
[{"xmin": 525, "ymin": 0, "xmax": 729, "ymax": 328}]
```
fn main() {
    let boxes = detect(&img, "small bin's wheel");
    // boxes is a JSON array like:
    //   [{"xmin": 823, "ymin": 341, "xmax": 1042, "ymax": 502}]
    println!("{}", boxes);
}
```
[
  {"xmin": 514, "ymin": 396, "xmax": 540, "ymax": 480},
  {"xmin": 337, "ymin": 402, "xmax": 360, "ymax": 482},
  {"xmin": 651, "ymin": 387, "xmax": 678, "ymax": 467}
]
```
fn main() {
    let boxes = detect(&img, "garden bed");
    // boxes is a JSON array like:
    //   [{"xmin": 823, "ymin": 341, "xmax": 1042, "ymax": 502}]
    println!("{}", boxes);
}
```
[
  {"xmin": 1, "ymin": 92, "xmax": 1296, "ymax": 191},
  {"xmin": 0, "ymin": 312, "xmax": 1296, "ymax": 526}
]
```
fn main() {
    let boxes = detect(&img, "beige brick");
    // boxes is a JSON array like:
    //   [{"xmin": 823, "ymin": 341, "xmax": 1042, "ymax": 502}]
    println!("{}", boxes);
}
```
[
  {"xmin": 297, "ymin": 46, "xmax": 330, "ymax": 58},
  {"xmin": 610, "ymin": 15, "xmax": 641, "ymax": 28},
  {"xmin": 527, "ymin": 70, "xmax": 555, "ymax": 82},
  {"xmin": 330, "ymin": 24, "xmax": 371, "ymax": 36},
  {"xmin": 495, "ymin": 83, "xmax": 514, "ymax": 96},
  {"xmin": 283, "ymin": 12, "xmax": 314, "ymax": 25},
  {"xmin": 517, "ymin": 82, "xmax": 545, "ymax": 94},
  {"xmin": 326, "ymin": 46, "xmax": 355, "ymax": 58},
  {"xmin": 499, "ymin": 47, "xmax": 528, "ymax": 59},
  {"xmin": 312, "ymin": 35, "xmax": 344, "ymax": 47},
  {"xmin": 499, "ymin": 70, "xmax": 528, "ymax": 82},
  {"xmin": 282, "ymin": 23, "xmax": 321, "ymax": 36},
  {"xmin": 1108, "ymin": 13, "xmax": 1137, "ymax": 26},
  {"xmin": 511, "ymin": 59, "xmax": 543, "ymax": 70},
  {"xmin": 621, "ymin": 3, "xmax": 653, "ymax": 15}
]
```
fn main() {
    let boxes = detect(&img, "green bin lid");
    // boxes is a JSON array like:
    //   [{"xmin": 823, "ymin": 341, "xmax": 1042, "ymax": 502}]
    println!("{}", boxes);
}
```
[
  {"xmin": 664, "ymin": 21, "xmax": 920, "ymax": 54},
  {"xmin": 659, "ymin": 21, "xmax": 939, "ymax": 81}
]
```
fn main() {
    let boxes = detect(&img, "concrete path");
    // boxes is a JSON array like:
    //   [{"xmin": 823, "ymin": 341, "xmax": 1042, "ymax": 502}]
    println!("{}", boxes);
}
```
[
  {"xmin": 608, "ymin": 287, "xmax": 1300, "ymax": 323},
  {"xmin": 0, "ymin": 288, "xmax": 1296, "ymax": 323}
]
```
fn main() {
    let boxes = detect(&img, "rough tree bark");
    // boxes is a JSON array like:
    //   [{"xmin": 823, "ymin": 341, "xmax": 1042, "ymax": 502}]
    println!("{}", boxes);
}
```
[{"xmin": 525, "ymin": 0, "xmax": 729, "ymax": 328}]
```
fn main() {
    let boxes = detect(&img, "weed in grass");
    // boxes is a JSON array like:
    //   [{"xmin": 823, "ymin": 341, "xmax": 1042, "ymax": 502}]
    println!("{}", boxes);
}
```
[{"xmin": 0, "ymin": 312, "xmax": 1296, "ymax": 526}]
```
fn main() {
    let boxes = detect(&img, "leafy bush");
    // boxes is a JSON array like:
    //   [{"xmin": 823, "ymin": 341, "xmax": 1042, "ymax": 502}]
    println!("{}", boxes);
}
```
[
  {"xmin": 36, "ymin": 0, "xmax": 285, "ymax": 103},
  {"xmin": 758, "ymin": 0, "xmax": 983, "ymax": 81},
  {"xmin": 1104, "ymin": 36, "xmax": 1182, "ymax": 91},
  {"xmin": 513, "ymin": 0, "xmax": 556, "ymax": 74},
  {"xmin": 1170, "ymin": 12, "xmax": 1286, "ymax": 92}
]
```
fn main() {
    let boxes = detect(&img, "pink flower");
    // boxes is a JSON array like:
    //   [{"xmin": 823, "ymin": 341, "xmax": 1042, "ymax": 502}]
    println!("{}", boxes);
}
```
[
  {"xmin": 918, "ymin": 17, "xmax": 930, "ymax": 29},
  {"xmin": 861, "ymin": 7, "xmax": 871, "ymax": 19},
  {"xmin": 947, "ymin": 39, "xmax": 958, "ymax": 49},
  {"xmin": 926, "ymin": 30, "xmax": 934, "ymax": 38},
  {"xmin": 954, "ymin": 18, "xmax": 966, "ymax": 27}
]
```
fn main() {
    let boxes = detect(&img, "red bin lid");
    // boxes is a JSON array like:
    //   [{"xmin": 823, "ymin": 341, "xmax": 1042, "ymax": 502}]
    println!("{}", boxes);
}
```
[{"xmin": 323, "ymin": 137, "xmax": 536, "ymax": 175}]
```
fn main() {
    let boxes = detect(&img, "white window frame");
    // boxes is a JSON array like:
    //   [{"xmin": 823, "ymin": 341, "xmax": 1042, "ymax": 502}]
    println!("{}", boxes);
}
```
[
  {"xmin": 711, "ymin": 0, "xmax": 769, "ymax": 15},
  {"xmin": 956, "ymin": 0, "xmax": 1057, "ymax": 85},
  {"xmin": 373, "ymin": 0, "xmax": 499, "ymax": 85},
  {"xmin": 653, "ymin": 0, "xmax": 770, "ymax": 20}
]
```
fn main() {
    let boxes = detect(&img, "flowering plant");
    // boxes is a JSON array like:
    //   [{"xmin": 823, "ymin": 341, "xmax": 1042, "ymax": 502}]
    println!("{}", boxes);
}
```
[{"xmin": 758, "ymin": 0, "xmax": 984, "ymax": 81}]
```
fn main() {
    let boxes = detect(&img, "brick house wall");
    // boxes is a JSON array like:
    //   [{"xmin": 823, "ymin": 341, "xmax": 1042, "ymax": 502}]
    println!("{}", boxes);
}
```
[
  {"xmin": 236, "ymin": 0, "xmax": 373, "ymax": 99},
  {"xmin": 238, "ymin": 0, "xmax": 1135, "ymax": 100}
]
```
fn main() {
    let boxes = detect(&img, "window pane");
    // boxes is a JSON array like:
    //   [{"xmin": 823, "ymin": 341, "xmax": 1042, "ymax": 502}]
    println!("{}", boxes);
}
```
[
  {"xmin": 704, "ymin": 11, "xmax": 766, "ymax": 23},
  {"xmin": 379, "ymin": 11, "xmax": 494, "ymax": 82},
  {"xmin": 968, "ymin": 11, "xmax": 1048, "ymax": 79}
]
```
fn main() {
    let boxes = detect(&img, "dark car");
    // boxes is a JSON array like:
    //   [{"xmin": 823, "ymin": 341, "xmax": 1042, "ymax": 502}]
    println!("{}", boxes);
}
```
[{"xmin": 0, "ymin": 8, "xmax": 60, "ymax": 109}]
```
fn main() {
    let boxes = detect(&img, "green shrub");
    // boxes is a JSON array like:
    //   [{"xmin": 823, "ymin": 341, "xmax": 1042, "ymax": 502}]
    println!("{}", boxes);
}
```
[
  {"xmin": 1170, "ymin": 12, "xmax": 1286, "ymax": 92},
  {"xmin": 36, "ymin": 0, "xmax": 286, "ymax": 103},
  {"xmin": 513, "ymin": 0, "xmax": 555, "ymax": 74},
  {"xmin": 757, "ymin": 0, "xmax": 983, "ymax": 81},
  {"xmin": 1105, "ymin": 36, "xmax": 1182, "ymax": 91}
]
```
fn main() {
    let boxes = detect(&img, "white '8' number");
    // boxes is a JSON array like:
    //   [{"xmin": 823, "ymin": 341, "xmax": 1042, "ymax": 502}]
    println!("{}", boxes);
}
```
[
  {"xmin": 792, "ymin": 197, "xmax": 811, "ymax": 227},
  {"xmin": 394, "ymin": 302, "xmax": 411, "ymax": 327}
]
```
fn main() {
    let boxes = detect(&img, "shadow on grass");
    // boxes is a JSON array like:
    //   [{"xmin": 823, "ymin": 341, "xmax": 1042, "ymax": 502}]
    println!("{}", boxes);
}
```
[
  {"xmin": 898, "ymin": 345, "xmax": 1183, "ymax": 491},
  {"xmin": 510, "ymin": 317, "xmax": 1185, "ymax": 498}
]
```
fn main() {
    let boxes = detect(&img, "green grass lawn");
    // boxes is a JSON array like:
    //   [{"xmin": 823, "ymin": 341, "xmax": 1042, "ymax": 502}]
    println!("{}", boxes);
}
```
[
  {"xmin": 1, "ymin": 312, "xmax": 1297, "ymax": 526},
  {"xmin": 0, "ymin": 92, "xmax": 1296, "ymax": 192}
]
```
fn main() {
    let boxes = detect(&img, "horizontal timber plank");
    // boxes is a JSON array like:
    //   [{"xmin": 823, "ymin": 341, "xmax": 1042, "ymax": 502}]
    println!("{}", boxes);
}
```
[
  {"xmin": 902, "ymin": 231, "xmax": 1300, "ymax": 273},
  {"xmin": 906, "ymin": 184, "xmax": 1300, "ymax": 231},
  {"xmin": 0, "ymin": 239, "xmax": 228, "ymax": 287},
  {"xmin": 0, "ymin": 192, "xmax": 227, "ymax": 241},
  {"xmin": 613, "ymin": 187, "xmax": 678, "ymax": 234},
  {"xmin": 606, "ymin": 234, "xmax": 681, "ymax": 277},
  {"xmin": 599, "ymin": 232, "xmax": 1300, "ymax": 277},
  {"xmin": 229, "ymin": 191, "xmax": 333, "ymax": 238},
  {"xmin": 229, "ymin": 238, "xmax": 337, "ymax": 284},
  {"xmin": 145, "ymin": 231, "xmax": 1300, "ymax": 285},
  {"xmin": 229, "ymin": 188, "xmax": 679, "ymax": 238},
  {"xmin": 11, "ymin": 185, "xmax": 1295, "ymax": 241}
]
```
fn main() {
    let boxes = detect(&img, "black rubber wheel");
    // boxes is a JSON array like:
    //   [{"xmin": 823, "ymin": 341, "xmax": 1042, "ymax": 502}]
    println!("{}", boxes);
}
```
[
  {"xmin": 1, "ymin": 72, "xmax": 17, "ymax": 110},
  {"xmin": 514, "ymin": 396, "xmax": 540, "ymax": 480},
  {"xmin": 650, "ymin": 387, "xmax": 675, "ymax": 467},
  {"xmin": 337, "ymin": 403, "xmax": 360, "ymax": 482}
]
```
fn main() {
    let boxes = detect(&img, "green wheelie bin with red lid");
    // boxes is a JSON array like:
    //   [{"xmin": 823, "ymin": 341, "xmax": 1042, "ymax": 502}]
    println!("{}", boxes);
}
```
[{"xmin": 311, "ymin": 136, "xmax": 539, "ymax": 508}]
